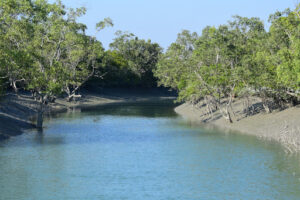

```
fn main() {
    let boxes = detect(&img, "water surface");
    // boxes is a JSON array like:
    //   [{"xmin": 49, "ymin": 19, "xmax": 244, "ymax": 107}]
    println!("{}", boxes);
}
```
[{"xmin": 1, "ymin": 103, "xmax": 300, "ymax": 200}]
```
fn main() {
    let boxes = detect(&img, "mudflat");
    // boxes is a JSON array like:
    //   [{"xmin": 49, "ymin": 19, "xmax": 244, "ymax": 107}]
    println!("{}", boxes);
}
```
[
  {"xmin": 175, "ymin": 99, "xmax": 300, "ymax": 152},
  {"xmin": 0, "ymin": 88, "xmax": 176, "ymax": 140}
]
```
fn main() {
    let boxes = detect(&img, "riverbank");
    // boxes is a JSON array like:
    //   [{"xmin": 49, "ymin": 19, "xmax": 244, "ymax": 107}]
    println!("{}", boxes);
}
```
[
  {"xmin": 0, "ymin": 88, "xmax": 176, "ymax": 140},
  {"xmin": 175, "ymin": 98, "xmax": 300, "ymax": 152},
  {"xmin": 3, "ymin": 89, "xmax": 300, "ymax": 152}
]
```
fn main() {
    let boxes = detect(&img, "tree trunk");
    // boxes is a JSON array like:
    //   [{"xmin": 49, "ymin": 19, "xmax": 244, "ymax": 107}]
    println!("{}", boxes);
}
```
[
  {"xmin": 206, "ymin": 103, "xmax": 213, "ymax": 117},
  {"xmin": 261, "ymin": 91, "xmax": 271, "ymax": 113},
  {"xmin": 220, "ymin": 94, "xmax": 234, "ymax": 123},
  {"xmin": 205, "ymin": 96, "xmax": 212, "ymax": 117},
  {"xmin": 10, "ymin": 79, "xmax": 18, "ymax": 94},
  {"xmin": 65, "ymin": 86, "xmax": 82, "ymax": 102},
  {"xmin": 230, "ymin": 103, "xmax": 236, "ymax": 118},
  {"xmin": 225, "ymin": 107, "xmax": 233, "ymax": 123},
  {"xmin": 37, "ymin": 103, "xmax": 44, "ymax": 129},
  {"xmin": 221, "ymin": 107, "xmax": 233, "ymax": 123},
  {"xmin": 243, "ymin": 96, "xmax": 252, "ymax": 116},
  {"xmin": 67, "ymin": 93, "xmax": 82, "ymax": 102},
  {"xmin": 12, "ymin": 81, "xmax": 18, "ymax": 93},
  {"xmin": 67, "ymin": 95, "xmax": 73, "ymax": 102},
  {"xmin": 263, "ymin": 102, "xmax": 271, "ymax": 113}
]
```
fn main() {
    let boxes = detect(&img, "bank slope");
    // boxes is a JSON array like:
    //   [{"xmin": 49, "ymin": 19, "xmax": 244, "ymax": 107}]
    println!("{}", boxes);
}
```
[{"xmin": 175, "ymin": 102, "xmax": 300, "ymax": 152}]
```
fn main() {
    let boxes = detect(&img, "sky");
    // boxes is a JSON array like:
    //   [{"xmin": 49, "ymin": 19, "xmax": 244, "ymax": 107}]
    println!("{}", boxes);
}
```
[{"xmin": 50, "ymin": 0, "xmax": 298, "ymax": 50}]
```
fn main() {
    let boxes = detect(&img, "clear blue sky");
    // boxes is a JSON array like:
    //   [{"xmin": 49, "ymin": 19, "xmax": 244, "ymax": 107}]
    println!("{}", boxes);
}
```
[{"xmin": 50, "ymin": 0, "xmax": 298, "ymax": 50}]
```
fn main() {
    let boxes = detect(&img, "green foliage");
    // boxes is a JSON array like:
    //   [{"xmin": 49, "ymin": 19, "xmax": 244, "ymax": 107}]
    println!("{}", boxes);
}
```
[
  {"xmin": 155, "ymin": 30, "xmax": 198, "ymax": 91},
  {"xmin": 0, "ymin": 0, "xmax": 34, "ymax": 92},
  {"xmin": 0, "ymin": 0, "xmax": 111, "ymax": 101},
  {"xmin": 98, "ymin": 50, "xmax": 140, "ymax": 87},
  {"xmin": 109, "ymin": 31, "xmax": 162, "ymax": 87},
  {"xmin": 96, "ymin": 17, "xmax": 113, "ymax": 32},
  {"xmin": 0, "ymin": 0, "xmax": 162, "ymax": 101},
  {"xmin": 269, "ymin": 10, "xmax": 300, "ymax": 92},
  {"xmin": 1, "ymin": 0, "xmax": 300, "ymax": 110},
  {"xmin": 155, "ymin": 4, "xmax": 300, "ymax": 120}
]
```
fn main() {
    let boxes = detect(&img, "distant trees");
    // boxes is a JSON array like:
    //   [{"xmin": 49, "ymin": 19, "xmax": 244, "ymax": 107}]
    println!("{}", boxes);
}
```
[
  {"xmin": 98, "ymin": 50, "xmax": 134, "ymax": 87},
  {"xmin": 154, "ymin": 30, "xmax": 198, "ymax": 92},
  {"xmin": 155, "ymin": 5, "xmax": 300, "ymax": 123},
  {"xmin": 108, "ymin": 31, "xmax": 162, "ymax": 87}
]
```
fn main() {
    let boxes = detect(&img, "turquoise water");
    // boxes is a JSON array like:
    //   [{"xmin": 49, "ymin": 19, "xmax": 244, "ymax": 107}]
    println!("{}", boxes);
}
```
[{"xmin": 1, "ymin": 103, "xmax": 300, "ymax": 200}]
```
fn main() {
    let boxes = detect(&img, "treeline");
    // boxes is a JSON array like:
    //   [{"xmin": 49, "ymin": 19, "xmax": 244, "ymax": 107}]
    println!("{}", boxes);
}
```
[
  {"xmin": 0, "ymin": 0, "xmax": 161, "ymax": 128},
  {"xmin": 99, "ymin": 31, "xmax": 162, "ymax": 88},
  {"xmin": 154, "ymin": 5, "xmax": 300, "ymax": 123},
  {"xmin": 2, "ymin": 0, "xmax": 300, "ymax": 127}
]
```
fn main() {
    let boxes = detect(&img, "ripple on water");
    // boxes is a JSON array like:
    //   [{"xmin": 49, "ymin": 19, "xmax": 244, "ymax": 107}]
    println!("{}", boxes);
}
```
[{"xmin": 0, "ymin": 103, "xmax": 300, "ymax": 200}]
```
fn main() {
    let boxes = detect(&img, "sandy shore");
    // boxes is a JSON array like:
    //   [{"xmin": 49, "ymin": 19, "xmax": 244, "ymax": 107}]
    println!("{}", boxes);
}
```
[
  {"xmin": 0, "ymin": 88, "xmax": 175, "ymax": 140},
  {"xmin": 175, "ymin": 99, "xmax": 300, "ymax": 152}
]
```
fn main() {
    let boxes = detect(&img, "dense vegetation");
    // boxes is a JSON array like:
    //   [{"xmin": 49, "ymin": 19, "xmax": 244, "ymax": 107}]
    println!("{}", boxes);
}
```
[
  {"xmin": 105, "ymin": 31, "xmax": 162, "ymax": 87},
  {"xmin": 154, "ymin": 6, "xmax": 300, "ymax": 123},
  {"xmin": 0, "ymin": 0, "xmax": 161, "ymax": 128},
  {"xmin": 1, "ymin": 0, "xmax": 300, "ymax": 126}
]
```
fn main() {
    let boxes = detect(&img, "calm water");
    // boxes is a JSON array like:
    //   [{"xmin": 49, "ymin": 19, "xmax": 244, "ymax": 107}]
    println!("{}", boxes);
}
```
[{"xmin": 1, "ymin": 103, "xmax": 300, "ymax": 200}]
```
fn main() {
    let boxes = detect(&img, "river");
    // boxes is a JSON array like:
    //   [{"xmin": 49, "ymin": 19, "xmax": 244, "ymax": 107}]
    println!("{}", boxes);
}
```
[{"xmin": 0, "ymin": 102, "xmax": 300, "ymax": 200}]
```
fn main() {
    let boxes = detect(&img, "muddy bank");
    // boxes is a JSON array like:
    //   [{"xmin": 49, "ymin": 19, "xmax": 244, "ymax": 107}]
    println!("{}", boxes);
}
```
[
  {"xmin": 175, "ymin": 99, "xmax": 300, "ymax": 152},
  {"xmin": 0, "ymin": 88, "xmax": 176, "ymax": 140}
]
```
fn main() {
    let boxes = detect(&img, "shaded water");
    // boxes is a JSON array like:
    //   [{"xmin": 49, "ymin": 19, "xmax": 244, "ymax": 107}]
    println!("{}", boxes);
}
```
[{"xmin": 1, "ymin": 103, "xmax": 300, "ymax": 200}]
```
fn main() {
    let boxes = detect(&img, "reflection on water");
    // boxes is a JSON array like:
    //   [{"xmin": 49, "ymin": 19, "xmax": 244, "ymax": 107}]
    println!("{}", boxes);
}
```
[{"xmin": 0, "ymin": 102, "xmax": 300, "ymax": 200}]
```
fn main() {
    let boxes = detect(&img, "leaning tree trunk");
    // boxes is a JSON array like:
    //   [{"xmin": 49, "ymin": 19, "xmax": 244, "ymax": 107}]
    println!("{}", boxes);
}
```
[
  {"xmin": 65, "ymin": 85, "xmax": 82, "ymax": 102},
  {"xmin": 9, "ymin": 78, "xmax": 18, "ymax": 94},
  {"xmin": 220, "ymin": 93, "xmax": 234, "ymax": 123},
  {"xmin": 67, "ymin": 93, "xmax": 82, "ymax": 102},
  {"xmin": 12, "ymin": 81, "xmax": 18, "ymax": 93},
  {"xmin": 220, "ymin": 106, "xmax": 233, "ymax": 123},
  {"xmin": 225, "ymin": 107, "xmax": 233, "ymax": 123}
]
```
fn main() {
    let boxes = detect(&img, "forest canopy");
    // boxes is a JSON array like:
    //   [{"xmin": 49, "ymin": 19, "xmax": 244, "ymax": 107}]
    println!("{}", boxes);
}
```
[
  {"xmin": 1, "ymin": 0, "xmax": 300, "ymax": 125},
  {"xmin": 154, "ymin": 6, "xmax": 300, "ymax": 122}
]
